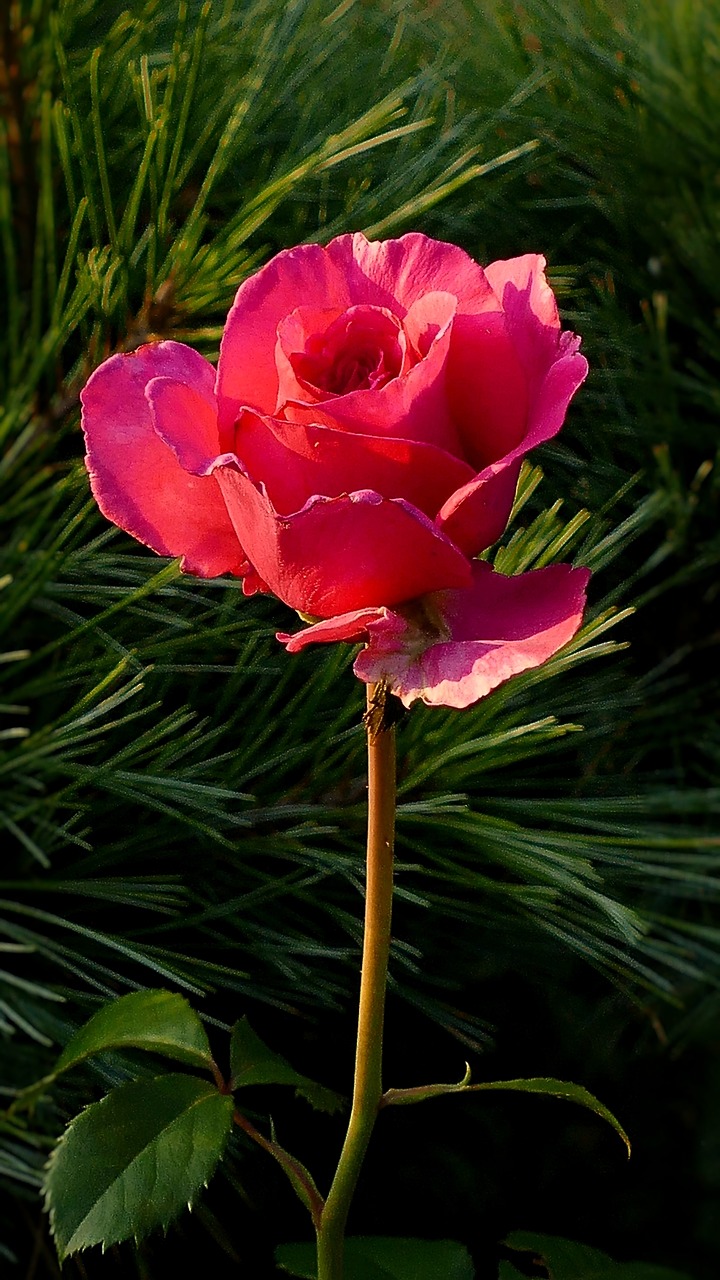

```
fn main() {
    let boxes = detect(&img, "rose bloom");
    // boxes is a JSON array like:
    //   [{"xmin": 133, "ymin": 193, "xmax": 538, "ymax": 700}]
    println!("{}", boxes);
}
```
[{"xmin": 82, "ymin": 233, "xmax": 589, "ymax": 708}]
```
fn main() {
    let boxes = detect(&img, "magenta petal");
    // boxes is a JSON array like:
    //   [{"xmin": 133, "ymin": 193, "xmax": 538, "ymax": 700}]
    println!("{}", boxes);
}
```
[
  {"xmin": 325, "ymin": 232, "xmax": 496, "ymax": 315},
  {"xmin": 437, "ymin": 335, "xmax": 588, "ymax": 556},
  {"xmin": 146, "ymin": 375, "xmax": 227, "ymax": 474},
  {"xmin": 446, "ymin": 311, "xmax": 529, "ymax": 468},
  {"xmin": 522, "ymin": 334, "xmax": 588, "ymax": 453},
  {"xmin": 233, "ymin": 410, "xmax": 474, "ymax": 518},
  {"xmin": 277, "ymin": 607, "xmax": 388, "ymax": 653},
  {"xmin": 81, "ymin": 341, "xmax": 245, "ymax": 578},
  {"xmin": 437, "ymin": 458, "xmax": 523, "ymax": 557},
  {"xmin": 282, "ymin": 291, "xmax": 461, "ymax": 453},
  {"xmin": 216, "ymin": 245, "xmax": 349, "ymax": 431},
  {"xmin": 213, "ymin": 469, "xmax": 472, "ymax": 618},
  {"xmin": 484, "ymin": 254, "xmax": 564, "ymax": 393},
  {"xmin": 354, "ymin": 561, "xmax": 590, "ymax": 709}
]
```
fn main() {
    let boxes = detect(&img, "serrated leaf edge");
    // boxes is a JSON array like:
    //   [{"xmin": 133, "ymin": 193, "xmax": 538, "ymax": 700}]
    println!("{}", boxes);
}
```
[{"xmin": 43, "ymin": 1077, "xmax": 232, "ymax": 1258}]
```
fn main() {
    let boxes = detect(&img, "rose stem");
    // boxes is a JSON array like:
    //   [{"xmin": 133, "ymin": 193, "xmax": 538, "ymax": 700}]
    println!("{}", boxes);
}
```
[{"xmin": 315, "ymin": 682, "xmax": 397, "ymax": 1280}]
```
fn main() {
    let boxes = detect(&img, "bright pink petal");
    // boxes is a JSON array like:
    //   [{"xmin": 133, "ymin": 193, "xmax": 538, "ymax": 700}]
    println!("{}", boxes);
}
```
[
  {"xmin": 485, "ymin": 253, "xmax": 560, "ymax": 328},
  {"xmin": 485, "ymin": 254, "xmax": 564, "ymax": 394},
  {"xmin": 216, "ymin": 245, "xmax": 351, "ymax": 431},
  {"xmin": 522, "ymin": 333, "xmax": 588, "ymax": 453},
  {"xmin": 277, "ymin": 606, "xmax": 387, "ymax": 653},
  {"xmin": 274, "ymin": 305, "xmax": 342, "ymax": 407},
  {"xmin": 446, "ymin": 312, "xmax": 529, "ymax": 469},
  {"xmin": 325, "ymin": 232, "xmax": 496, "ymax": 315},
  {"xmin": 213, "ymin": 468, "xmax": 472, "ymax": 617},
  {"xmin": 232, "ymin": 410, "xmax": 474, "ymax": 518},
  {"xmin": 436, "ymin": 337, "xmax": 588, "ymax": 556},
  {"xmin": 354, "ymin": 561, "xmax": 590, "ymax": 708},
  {"xmin": 282, "ymin": 292, "xmax": 461, "ymax": 453},
  {"xmin": 81, "ymin": 342, "xmax": 245, "ymax": 578},
  {"xmin": 436, "ymin": 458, "xmax": 523, "ymax": 557},
  {"xmin": 146, "ymin": 375, "xmax": 228, "ymax": 472}
]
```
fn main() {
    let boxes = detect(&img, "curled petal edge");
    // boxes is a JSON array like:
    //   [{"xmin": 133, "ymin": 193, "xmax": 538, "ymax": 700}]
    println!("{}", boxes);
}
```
[{"xmin": 279, "ymin": 562, "xmax": 590, "ymax": 710}]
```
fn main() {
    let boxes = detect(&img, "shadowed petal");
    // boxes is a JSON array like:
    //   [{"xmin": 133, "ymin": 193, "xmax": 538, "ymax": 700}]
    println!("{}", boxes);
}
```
[
  {"xmin": 213, "ymin": 468, "xmax": 472, "ymax": 618},
  {"xmin": 354, "ymin": 561, "xmax": 590, "ymax": 708},
  {"xmin": 232, "ymin": 410, "xmax": 474, "ymax": 518},
  {"xmin": 446, "ymin": 312, "xmax": 529, "ymax": 469},
  {"xmin": 81, "ymin": 342, "xmax": 244, "ymax": 578},
  {"xmin": 436, "ymin": 340, "xmax": 588, "ymax": 556}
]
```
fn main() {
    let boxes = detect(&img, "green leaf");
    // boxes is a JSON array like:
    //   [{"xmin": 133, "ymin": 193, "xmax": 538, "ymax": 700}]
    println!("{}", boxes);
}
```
[
  {"xmin": 14, "ymin": 990, "xmax": 219, "ymax": 1114},
  {"xmin": 506, "ymin": 1232, "xmax": 613, "ymax": 1277},
  {"xmin": 55, "ymin": 990, "xmax": 217, "ymax": 1075},
  {"xmin": 383, "ymin": 1074, "xmax": 630, "ymax": 1156},
  {"xmin": 498, "ymin": 1266, "xmax": 527, "ymax": 1280},
  {"xmin": 230, "ymin": 1017, "xmax": 342, "ymax": 1113},
  {"xmin": 504, "ymin": 1234, "xmax": 697, "ymax": 1280},
  {"xmin": 44, "ymin": 1074, "xmax": 233, "ymax": 1257},
  {"xmin": 275, "ymin": 1237, "xmax": 475, "ymax": 1279}
]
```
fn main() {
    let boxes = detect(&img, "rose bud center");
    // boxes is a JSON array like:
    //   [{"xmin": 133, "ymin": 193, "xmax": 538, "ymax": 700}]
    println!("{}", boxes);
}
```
[{"xmin": 289, "ymin": 305, "xmax": 406, "ymax": 397}]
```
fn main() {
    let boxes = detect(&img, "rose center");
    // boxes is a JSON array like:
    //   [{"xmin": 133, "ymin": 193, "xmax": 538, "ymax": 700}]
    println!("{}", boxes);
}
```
[{"xmin": 290, "ymin": 305, "xmax": 405, "ymax": 398}]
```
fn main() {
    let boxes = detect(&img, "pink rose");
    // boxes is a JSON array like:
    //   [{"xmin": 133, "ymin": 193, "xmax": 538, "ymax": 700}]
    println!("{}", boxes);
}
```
[{"xmin": 81, "ymin": 232, "xmax": 589, "ymax": 708}]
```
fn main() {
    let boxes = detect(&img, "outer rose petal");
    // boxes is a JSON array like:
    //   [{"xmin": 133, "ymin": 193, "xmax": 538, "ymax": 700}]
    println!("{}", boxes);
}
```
[
  {"xmin": 484, "ymin": 254, "xmax": 563, "ymax": 394},
  {"xmin": 436, "ymin": 337, "xmax": 588, "ymax": 556},
  {"xmin": 325, "ymin": 232, "xmax": 496, "ymax": 315},
  {"xmin": 353, "ymin": 562, "xmax": 590, "ymax": 709},
  {"xmin": 232, "ymin": 410, "xmax": 474, "ymax": 518},
  {"xmin": 436, "ymin": 457, "xmax": 523, "ymax": 557},
  {"xmin": 216, "ymin": 245, "xmax": 352, "ymax": 431},
  {"xmin": 278, "ymin": 607, "xmax": 387, "ymax": 652},
  {"xmin": 81, "ymin": 341, "xmax": 245, "ymax": 578},
  {"xmin": 446, "ymin": 312, "xmax": 529, "ymax": 469},
  {"xmin": 213, "ymin": 467, "xmax": 472, "ymax": 618}
]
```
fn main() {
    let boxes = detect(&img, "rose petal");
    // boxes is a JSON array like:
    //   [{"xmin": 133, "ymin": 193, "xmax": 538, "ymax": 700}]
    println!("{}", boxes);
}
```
[
  {"xmin": 436, "ymin": 458, "xmax": 524, "ymax": 557},
  {"xmin": 232, "ymin": 410, "xmax": 475, "ymax": 518},
  {"xmin": 81, "ymin": 341, "xmax": 244, "ymax": 578},
  {"xmin": 274, "ymin": 305, "xmax": 342, "ymax": 407},
  {"xmin": 436, "ymin": 341, "xmax": 588, "ymax": 556},
  {"xmin": 213, "ymin": 468, "xmax": 472, "ymax": 617},
  {"xmin": 146, "ymin": 375, "xmax": 228, "ymax": 472},
  {"xmin": 325, "ymin": 232, "xmax": 496, "ymax": 315},
  {"xmin": 282, "ymin": 292, "xmax": 461, "ymax": 454},
  {"xmin": 354, "ymin": 561, "xmax": 590, "ymax": 708},
  {"xmin": 522, "ymin": 334, "xmax": 589, "ymax": 454},
  {"xmin": 275, "ymin": 305, "xmax": 406, "ymax": 406},
  {"xmin": 485, "ymin": 254, "xmax": 563, "ymax": 394},
  {"xmin": 216, "ymin": 244, "xmax": 351, "ymax": 431},
  {"xmin": 277, "ymin": 606, "xmax": 387, "ymax": 653},
  {"xmin": 446, "ymin": 312, "xmax": 529, "ymax": 469}
]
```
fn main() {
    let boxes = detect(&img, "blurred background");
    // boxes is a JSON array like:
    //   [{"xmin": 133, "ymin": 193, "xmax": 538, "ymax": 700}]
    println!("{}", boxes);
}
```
[{"xmin": 0, "ymin": 1, "xmax": 718, "ymax": 1276}]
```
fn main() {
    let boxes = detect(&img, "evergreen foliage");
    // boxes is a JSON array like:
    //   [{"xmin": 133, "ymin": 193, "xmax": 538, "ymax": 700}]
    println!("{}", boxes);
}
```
[{"xmin": 1, "ymin": 0, "xmax": 718, "ymax": 1275}]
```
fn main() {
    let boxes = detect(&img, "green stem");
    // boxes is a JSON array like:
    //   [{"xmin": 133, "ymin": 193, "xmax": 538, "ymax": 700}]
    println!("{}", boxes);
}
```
[{"xmin": 316, "ymin": 683, "xmax": 397, "ymax": 1280}]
